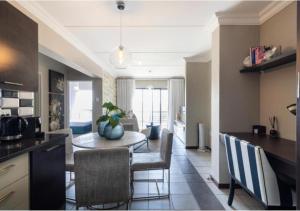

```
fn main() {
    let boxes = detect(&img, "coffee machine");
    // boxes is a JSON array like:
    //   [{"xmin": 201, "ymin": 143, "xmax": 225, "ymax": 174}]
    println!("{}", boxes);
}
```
[{"xmin": 22, "ymin": 117, "xmax": 43, "ymax": 139}]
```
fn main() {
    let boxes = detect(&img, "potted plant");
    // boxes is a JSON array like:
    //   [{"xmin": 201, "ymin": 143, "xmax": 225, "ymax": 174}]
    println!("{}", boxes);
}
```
[{"xmin": 96, "ymin": 102, "xmax": 126, "ymax": 140}]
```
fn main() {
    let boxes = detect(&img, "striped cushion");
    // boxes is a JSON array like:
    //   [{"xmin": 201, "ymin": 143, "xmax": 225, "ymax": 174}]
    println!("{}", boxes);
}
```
[{"xmin": 224, "ymin": 134, "xmax": 295, "ymax": 207}]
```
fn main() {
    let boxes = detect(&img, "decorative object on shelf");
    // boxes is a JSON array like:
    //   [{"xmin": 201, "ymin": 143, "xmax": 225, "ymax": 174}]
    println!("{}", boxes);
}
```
[
  {"xmin": 269, "ymin": 116, "xmax": 279, "ymax": 139},
  {"xmin": 244, "ymin": 46, "xmax": 282, "ymax": 68},
  {"xmin": 252, "ymin": 125, "xmax": 266, "ymax": 136},
  {"xmin": 110, "ymin": 1, "xmax": 131, "ymax": 69},
  {"xmin": 243, "ymin": 56, "xmax": 252, "ymax": 67},
  {"xmin": 263, "ymin": 46, "xmax": 281, "ymax": 61},
  {"xmin": 240, "ymin": 50, "xmax": 296, "ymax": 73},
  {"xmin": 287, "ymin": 103, "xmax": 296, "ymax": 116},
  {"xmin": 96, "ymin": 102, "xmax": 126, "ymax": 140},
  {"xmin": 48, "ymin": 70, "xmax": 64, "ymax": 131}
]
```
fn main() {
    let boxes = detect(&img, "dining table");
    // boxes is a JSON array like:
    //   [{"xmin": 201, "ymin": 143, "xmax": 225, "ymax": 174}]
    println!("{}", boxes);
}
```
[{"xmin": 72, "ymin": 131, "xmax": 146, "ymax": 149}]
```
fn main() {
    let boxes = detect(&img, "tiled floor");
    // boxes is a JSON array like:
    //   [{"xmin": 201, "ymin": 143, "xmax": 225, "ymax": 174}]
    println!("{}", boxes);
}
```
[{"xmin": 66, "ymin": 136, "xmax": 264, "ymax": 210}]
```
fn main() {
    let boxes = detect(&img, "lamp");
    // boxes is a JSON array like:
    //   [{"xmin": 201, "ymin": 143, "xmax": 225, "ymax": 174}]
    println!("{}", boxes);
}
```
[
  {"xmin": 286, "ymin": 103, "xmax": 296, "ymax": 115},
  {"xmin": 110, "ymin": 1, "xmax": 131, "ymax": 69}
]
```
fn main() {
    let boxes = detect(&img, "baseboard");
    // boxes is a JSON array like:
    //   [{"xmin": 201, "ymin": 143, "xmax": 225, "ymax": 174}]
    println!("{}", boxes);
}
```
[
  {"xmin": 210, "ymin": 175, "xmax": 240, "ymax": 189},
  {"xmin": 185, "ymin": 146, "xmax": 198, "ymax": 149}
]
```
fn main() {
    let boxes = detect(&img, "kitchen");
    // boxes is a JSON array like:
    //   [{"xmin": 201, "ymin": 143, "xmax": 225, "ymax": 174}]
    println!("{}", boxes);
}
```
[{"xmin": 0, "ymin": 2, "xmax": 75, "ymax": 209}]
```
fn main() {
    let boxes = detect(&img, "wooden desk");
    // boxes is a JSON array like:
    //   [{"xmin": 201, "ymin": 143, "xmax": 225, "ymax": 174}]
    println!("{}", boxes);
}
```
[{"xmin": 227, "ymin": 132, "xmax": 296, "ymax": 186}]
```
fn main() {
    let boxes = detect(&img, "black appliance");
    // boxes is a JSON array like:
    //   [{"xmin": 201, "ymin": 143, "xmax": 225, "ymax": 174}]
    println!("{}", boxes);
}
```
[
  {"xmin": 0, "ymin": 116, "xmax": 28, "ymax": 141},
  {"xmin": 252, "ymin": 125, "xmax": 266, "ymax": 136},
  {"xmin": 22, "ymin": 117, "xmax": 43, "ymax": 139}
]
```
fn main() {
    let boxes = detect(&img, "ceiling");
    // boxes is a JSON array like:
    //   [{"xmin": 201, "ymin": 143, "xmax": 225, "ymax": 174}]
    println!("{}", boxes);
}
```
[{"xmin": 36, "ymin": 1, "xmax": 273, "ymax": 78}]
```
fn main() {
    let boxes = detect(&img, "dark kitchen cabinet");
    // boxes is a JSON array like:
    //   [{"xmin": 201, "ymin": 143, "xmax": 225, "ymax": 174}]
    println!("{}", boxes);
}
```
[
  {"xmin": 296, "ymin": 1, "xmax": 300, "ymax": 208},
  {"xmin": 0, "ymin": 2, "xmax": 38, "ymax": 92},
  {"xmin": 30, "ymin": 140, "xmax": 66, "ymax": 209}
]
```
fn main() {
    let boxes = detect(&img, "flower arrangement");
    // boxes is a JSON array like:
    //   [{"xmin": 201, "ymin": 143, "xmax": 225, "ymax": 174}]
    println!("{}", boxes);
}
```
[{"xmin": 96, "ymin": 102, "xmax": 126, "ymax": 128}]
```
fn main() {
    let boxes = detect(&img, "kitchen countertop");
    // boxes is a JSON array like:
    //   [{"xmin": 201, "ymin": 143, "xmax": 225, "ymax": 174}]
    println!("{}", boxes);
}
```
[{"xmin": 0, "ymin": 133, "xmax": 67, "ymax": 163}]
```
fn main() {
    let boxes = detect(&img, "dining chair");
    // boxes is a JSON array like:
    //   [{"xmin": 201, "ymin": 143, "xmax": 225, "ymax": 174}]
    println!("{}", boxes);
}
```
[
  {"xmin": 74, "ymin": 148, "xmax": 130, "ymax": 209},
  {"xmin": 131, "ymin": 128, "xmax": 173, "ymax": 200},
  {"xmin": 223, "ymin": 134, "xmax": 296, "ymax": 209}
]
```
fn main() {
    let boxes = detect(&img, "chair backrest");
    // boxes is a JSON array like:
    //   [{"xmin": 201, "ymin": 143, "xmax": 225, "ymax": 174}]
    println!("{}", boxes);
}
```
[
  {"xmin": 47, "ymin": 128, "xmax": 73, "ymax": 154},
  {"xmin": 74, "ymin": 148, "xmax": 130, "ymax": 208},
  {"xmin": 223, "ymin": 134, "xmax": 294, "ymax": 207},
  {"xmin": 160, "ymin": 129, "xmax": 173, "ymax": 169}
]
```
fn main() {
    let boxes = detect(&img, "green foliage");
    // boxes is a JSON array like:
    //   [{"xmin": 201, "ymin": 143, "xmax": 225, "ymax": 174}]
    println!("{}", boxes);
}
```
[{"xmin": 96, "ymin": 102, "xmax": 126, "ymax": 128}]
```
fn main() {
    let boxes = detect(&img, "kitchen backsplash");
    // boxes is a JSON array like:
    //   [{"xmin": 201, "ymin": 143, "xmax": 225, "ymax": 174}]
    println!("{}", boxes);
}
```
[{"xmin": 0, "ymin": 89, "xmax": 34, "ymax": 116}]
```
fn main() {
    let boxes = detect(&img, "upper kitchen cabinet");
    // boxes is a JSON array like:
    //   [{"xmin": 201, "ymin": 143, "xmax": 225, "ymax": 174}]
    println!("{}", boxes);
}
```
[{"xmin": 0, "ymin": 2, "xmax": 38, "ymax": 92}]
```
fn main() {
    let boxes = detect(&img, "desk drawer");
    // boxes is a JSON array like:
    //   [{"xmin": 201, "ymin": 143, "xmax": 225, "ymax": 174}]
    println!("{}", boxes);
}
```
[
  {"xmin": 0, "ymin": 176, "xmax": 29, "ymax": 210},
  {"xmin": 0, "ymin": 153, "xmax": 29, "ymax": 190}
]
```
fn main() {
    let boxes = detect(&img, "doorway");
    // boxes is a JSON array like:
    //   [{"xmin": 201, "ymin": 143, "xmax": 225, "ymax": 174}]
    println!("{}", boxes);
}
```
[{"xmin": 68, "ymin": 81, "xmax": 93, "ymax": 135}]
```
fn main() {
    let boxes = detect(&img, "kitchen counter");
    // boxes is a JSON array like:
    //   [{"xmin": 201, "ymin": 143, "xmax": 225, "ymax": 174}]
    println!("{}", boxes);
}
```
[{"xmin": 0, "ymin": 133, "xmax": 67, "ymax": 163}]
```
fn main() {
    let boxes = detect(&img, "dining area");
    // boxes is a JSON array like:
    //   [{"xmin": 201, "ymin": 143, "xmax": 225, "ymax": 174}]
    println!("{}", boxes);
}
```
[{"xmin": 59, "ymin": 102, "xmax": 174, "ymax": 209}]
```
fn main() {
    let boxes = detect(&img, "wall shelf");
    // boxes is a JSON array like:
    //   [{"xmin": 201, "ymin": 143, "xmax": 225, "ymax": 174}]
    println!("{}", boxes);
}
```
[{"xmin": 240, "ymin": 50, "xmax": 296, "ymax": 73}]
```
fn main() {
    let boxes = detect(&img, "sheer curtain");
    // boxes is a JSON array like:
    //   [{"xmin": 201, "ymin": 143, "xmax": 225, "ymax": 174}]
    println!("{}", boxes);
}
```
[
  {"xmin": 168, "ymin": 79, "xmax": 185, "ymax": 132},
  {"xmin": 116, "ymin": 79, "xmax": 135, "ymax": 112}
]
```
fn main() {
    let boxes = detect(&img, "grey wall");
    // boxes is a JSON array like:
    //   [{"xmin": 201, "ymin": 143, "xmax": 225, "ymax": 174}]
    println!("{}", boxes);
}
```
[
  {"xmin": 185, "ymin": 62, "xmax": 211, "ymax": 148},
  {"xmin": 211, "ymin": 25, "xmax": 260, "ymax": 184},
  {"xmin": 219, "ymin": 25, "xmax": 260, "ymax": 132},
  {"xmin": 38, "ymin": 53, "xmax": 102, "ymax": 132}
]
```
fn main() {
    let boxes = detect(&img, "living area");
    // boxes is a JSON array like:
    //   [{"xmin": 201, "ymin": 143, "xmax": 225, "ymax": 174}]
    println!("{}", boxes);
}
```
[{"xmin": 0, "ymin": 0, "xmax": 300, "ymax": 210}]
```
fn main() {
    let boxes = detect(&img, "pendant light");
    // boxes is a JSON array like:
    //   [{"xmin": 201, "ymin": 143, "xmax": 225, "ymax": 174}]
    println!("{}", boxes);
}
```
[{"xmin": 110, "ymin": 1, "xmax": 131, "ymax": 69}]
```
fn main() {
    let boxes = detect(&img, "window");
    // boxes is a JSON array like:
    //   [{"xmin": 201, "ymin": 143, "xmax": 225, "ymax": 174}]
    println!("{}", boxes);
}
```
[{"xmin": 133, "ymin": 88, "xmax": 168, "ymax": 129}]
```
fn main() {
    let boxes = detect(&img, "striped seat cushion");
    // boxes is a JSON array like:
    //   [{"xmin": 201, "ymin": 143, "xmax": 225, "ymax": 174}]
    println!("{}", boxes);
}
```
[{"xmin": 224, "ymin": 134, "xmax": 295, "ymax": 207}]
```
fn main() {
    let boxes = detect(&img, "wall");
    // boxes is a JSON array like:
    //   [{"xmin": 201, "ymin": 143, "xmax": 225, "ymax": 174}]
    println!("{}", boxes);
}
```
[
  {"xmin": 259, "ymin": 2, "xmax": 297, "ymax": 141},
  {"xmin": 219, "ymin": 25, "xmax": 260, "ymax": 132},
  {"xmin": 185, "ymin": 62, "xmax": 211, "ymax": 148},
  {"xmin": 38, "ymin": 53, "xmax": 102, "ymax": 132},
  {"xmin": 102, "ymin": 71, "xmax": 116, "ymax": 105},
  {"xmin": 211, "ymin": 25, "xmax": 260, "ymax": 184}
]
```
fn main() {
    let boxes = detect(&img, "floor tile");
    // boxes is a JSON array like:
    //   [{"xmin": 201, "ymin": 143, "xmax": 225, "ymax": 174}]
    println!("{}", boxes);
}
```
[
  {"xmin": 171, "ymin": 194, "xmax": 200, "ymax": 210},
  {"xmin": 148, "ymin": 198, "xmax": 174, "ymax": 210}
]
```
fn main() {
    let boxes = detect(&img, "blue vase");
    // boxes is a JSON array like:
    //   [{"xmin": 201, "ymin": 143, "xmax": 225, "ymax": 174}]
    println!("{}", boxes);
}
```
[
  {"xmin": 104, "ymin": 124, "xmax": 124, "ymax": 140},
  {"xmin": 98, "ymin": 120, "xmax": 109, "ymax": 137}
]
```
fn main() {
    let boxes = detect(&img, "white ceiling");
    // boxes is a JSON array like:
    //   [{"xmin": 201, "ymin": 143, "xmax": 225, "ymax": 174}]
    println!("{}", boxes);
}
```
[{"xmin": 36, "ymin": 1, "xmax": 273, "ymax": 78}]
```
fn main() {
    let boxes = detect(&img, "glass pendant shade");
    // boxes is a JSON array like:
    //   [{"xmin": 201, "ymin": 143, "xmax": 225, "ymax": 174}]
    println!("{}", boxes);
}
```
[{"xmin": 110, "ymin": 45, "xmax": 131, "ymax": 69}]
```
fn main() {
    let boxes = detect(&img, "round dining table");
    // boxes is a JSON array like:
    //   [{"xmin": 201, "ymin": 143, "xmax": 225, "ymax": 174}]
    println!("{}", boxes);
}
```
[{"xmin": 72, "ymin": 131, "xmax": 146, "ymax": 149}]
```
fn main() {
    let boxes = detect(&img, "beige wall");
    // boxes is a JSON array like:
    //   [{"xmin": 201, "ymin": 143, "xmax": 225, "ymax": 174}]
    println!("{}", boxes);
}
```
[
  {"xmin": 185, "ymin": 62, "xmax": 211, "ymax": 147},
  {"xmin": 102, "ymin": 71, "xmax": 116, "ymax": 105},
  {"xmin": 259, "ymin": 2, "xmax": 297, "ymax": 140}
]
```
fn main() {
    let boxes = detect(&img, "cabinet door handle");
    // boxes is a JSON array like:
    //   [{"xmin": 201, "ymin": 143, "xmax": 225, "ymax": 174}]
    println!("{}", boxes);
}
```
[
  {"xmin": 0, "ymin": 191, "xmax": 14, "ymax": 204},
  {"xmin": 44, "ymin": 145, "xmax": 61, "ymax": 152},
  {"xmin": 2, "ymin": 81, "xmax": 24, "ymax": 86},
  {"xmin": 0, "ymin": 164, "xmax": 15, "ymax": 176}
]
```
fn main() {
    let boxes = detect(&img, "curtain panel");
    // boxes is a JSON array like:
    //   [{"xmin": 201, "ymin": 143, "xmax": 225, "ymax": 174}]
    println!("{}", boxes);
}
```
[
  {"xmin": 168, "ymin": 79, "xmax": 185, "ymax": 131},
  {"xmin": 116, "ymin": 79, "xmax": 135, "ymax": 112}
]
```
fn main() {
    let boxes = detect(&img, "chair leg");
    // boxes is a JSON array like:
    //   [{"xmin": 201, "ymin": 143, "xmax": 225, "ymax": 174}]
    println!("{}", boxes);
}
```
[
  {"xmin": 146, "ymin": 138, "xmax": 149, "ymax": 149},
  {"xmin": 168, "ymin": 169, "xmax": 170, "ymax": 196},
  {"xmin": 228, "ymin": 178, "xmax": 235, "ymax": 206}
]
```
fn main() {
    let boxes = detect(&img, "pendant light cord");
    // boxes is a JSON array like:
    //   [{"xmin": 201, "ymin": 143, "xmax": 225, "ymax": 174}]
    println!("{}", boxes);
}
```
[{"xmin": 119, "ymin": 7, "xmax": 122, "ymax": 47}]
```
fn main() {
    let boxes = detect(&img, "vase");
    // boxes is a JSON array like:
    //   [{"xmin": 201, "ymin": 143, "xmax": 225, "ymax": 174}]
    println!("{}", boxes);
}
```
[
  {"xmin": 104, "ymin": 124, "xmax": 124, "ymax": 140},
  {"xmin": 98, "ymin": 120, "xmax": 109, "ymax": 137}
]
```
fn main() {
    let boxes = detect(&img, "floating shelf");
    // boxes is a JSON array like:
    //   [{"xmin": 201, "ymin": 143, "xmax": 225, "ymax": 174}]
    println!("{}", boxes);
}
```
[{"xmin": 240, "ymin": 50, "xmax": 296, "ymax": 73}]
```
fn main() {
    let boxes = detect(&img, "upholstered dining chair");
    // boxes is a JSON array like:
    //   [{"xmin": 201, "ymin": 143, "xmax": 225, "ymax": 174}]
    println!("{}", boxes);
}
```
[
  {"xmin": 131, "ymin": 128, "xmax": 173, "ymax": 200},
  {"xmin": 74, "ymin": 148, "xmax": 130, "ymax": 209},
  {"xmin": 223, "ymin": 134, "xmax": 296, "ymax": 209}
]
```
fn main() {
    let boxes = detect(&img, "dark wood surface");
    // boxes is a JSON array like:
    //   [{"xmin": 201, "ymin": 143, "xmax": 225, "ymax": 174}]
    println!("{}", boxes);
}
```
[
  {"xmin": 0, "ymin": 2, "xmax": 38, "ymax": 91},
  {"xmin": 240, "ymin": 50, "xmax": 296, "ymax": 73},
  {"xmin": 296, "ymin": 1, "xmax": 300, "ymax": 207},
  {"xmin": 30, "ymin": 138, "xmax": 66, "ymax": 209},
  {"xmin": 228, "ymin": 132, "xmax": 296, "ymax": 165}
]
